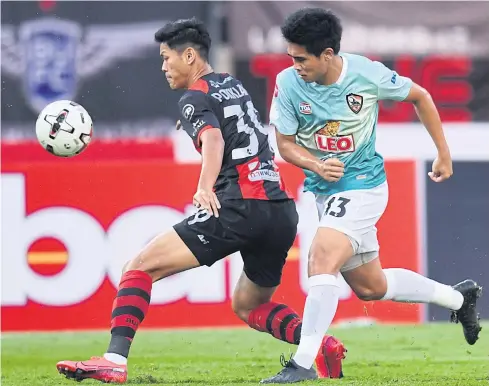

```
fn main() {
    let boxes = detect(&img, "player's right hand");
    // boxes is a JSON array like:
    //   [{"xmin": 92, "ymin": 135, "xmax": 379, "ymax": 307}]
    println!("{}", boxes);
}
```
[
  {"xmin": 316, "ymin": 158, "xmax": 345, "ymax": 182},
  {"xmin": 193, "ymin": 188, "xmax": 221, "ymax": 217}
]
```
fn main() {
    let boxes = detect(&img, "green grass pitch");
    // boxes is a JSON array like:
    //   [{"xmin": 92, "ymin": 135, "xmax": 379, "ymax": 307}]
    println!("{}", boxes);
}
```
[{"xmin": 2, "ymin": 323, "xmax": 488, "ymax": 385}]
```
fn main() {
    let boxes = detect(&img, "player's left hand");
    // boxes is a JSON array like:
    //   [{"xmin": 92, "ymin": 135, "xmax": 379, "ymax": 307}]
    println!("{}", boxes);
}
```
[
  {"xmin": 428, "ymin": 152, "xmax": 453, "ymax": 182},
  {"xmin": 193, "ymin": 188, "xmax": 221, "ymax": 217}
]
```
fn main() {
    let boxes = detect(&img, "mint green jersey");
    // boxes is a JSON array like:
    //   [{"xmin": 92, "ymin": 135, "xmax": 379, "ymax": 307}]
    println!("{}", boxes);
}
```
[{"xmin": 270, "ymin": 53, "xmax": 413, "ymax": 195}]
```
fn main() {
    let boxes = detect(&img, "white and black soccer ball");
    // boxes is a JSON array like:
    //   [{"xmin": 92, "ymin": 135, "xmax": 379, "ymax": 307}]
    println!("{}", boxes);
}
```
[{"xmin": 35, "ymin": 100, "xmax": 93, "ymax": 157}]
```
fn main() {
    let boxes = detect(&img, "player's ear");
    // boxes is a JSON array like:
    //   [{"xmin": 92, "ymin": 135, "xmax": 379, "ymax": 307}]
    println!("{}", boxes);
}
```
[
  {"xmin": 322, "ymin": 48, "xmax": 335, "ymax": 62},
  {"xmin": 184, "ymin": 47, "xmax": 196, "ymax": 65}
]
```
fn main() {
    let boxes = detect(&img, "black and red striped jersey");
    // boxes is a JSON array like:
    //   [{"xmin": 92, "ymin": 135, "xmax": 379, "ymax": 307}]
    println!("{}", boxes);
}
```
[{"xmin": 177, "ymin": 72, "xmax": 292, "ymax": 201}]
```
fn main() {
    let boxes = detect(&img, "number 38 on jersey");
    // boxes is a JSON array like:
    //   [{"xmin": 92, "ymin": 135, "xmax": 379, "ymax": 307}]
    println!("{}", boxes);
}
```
[{"xmin": 176, "ymin": 73, "xmax": 291, "ymax": 201}]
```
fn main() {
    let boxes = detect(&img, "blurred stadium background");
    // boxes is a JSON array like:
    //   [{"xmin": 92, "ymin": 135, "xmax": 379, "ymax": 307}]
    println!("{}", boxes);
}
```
[{"xmin": 1, "ymin": 1, "xmax": 488, "ymax": 384}]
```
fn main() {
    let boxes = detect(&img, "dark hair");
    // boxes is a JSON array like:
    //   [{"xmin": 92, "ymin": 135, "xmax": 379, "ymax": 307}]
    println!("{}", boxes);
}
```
[
  {"xmin": 155, "ymin": 17, "xmax": 211, "ymax": 61},
  {"xmin": 281, "ymin": 8, "xmax": 342, "ymax": 56}
]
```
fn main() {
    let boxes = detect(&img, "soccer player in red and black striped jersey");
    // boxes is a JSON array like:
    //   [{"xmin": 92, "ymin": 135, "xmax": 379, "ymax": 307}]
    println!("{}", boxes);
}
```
[{"xmin": 55, "ymin": 18, "xmax": 346, "ymax": 384}]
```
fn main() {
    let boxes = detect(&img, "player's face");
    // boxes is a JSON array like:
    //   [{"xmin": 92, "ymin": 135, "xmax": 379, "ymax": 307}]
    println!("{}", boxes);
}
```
[
  {"xmin": 160, "ymin": 44, "xmax": 190, "ymax": 89},
  {"xmin": 287, "ymin": 43, "xmax": 332, "ymax": 83}
]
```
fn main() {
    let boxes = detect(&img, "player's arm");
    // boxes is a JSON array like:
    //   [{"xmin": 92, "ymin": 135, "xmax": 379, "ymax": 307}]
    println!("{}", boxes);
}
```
[
  {"xmin": 178, "ymin": 92, "xmax": 223, "ymax": 216},
  {"xmin": 272, "ymin": 131, "xmax": 322, "ymax": 171},
  {"xmin": 270, "ymin": 79, "xmax": 344, "ymax": 182},
  {"xmin": 275, "ymin": 131, "xmax": 344, "ymax": 182},
  {"xmin": 403, "ymin": 84, "xmax": 452, "ymax": 182},
  {"xmin": 274, "ymin": 131, "xmax": 317, "ymax": 171},
  {"xmin": 375, "ymin": 62, "xmax": 452, "ymax": 182},
  {"xmin": 198, "ymin": 128, "xmax": 224, "ymax": 216}
]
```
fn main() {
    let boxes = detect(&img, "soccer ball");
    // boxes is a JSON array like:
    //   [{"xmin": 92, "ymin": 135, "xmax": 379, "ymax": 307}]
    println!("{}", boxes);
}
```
[{"xmin": 35, "ymin": 100, "xmax": 93, "ymax": 157}]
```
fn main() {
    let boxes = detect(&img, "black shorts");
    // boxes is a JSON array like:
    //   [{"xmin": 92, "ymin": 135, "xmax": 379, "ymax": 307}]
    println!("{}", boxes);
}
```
[{"xmin": 174, "ymin": 199, "xmax": 298, "ymax": 287}]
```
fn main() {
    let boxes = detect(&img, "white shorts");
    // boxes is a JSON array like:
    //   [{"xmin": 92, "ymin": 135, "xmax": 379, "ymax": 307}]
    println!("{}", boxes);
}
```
[{"xmin": 315, "ymin": 182, "xmax": 388, "ymax": 272}]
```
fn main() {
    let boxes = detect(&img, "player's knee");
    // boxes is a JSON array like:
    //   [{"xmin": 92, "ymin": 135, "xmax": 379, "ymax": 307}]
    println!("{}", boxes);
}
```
[
  {"xmin": 308, "ymin": 231, "xmax": 354, "ymax": 275},
  {"xmin": 354, "ymin": 285, "xmax": 386, "ymax": 301},
  {"xmin": 231, "ymin": 295, "xmax": 251, "ymax": 322},
  {"xmin": 121, "ymin": 260, "xmax": 131, "ymax": 275},
  {"xmin": 121, "ymin": 258, "xmax": 156, "ymax": 280},
  {"xmin": 232, "ymin": 305, "xmax": 250, "ymax": 323},
  {"xmin": 123, "ymin": 248, "xmax": 173, "ymax": 282},
  {"xmin": 308, "ymin": 244, "xmax": 344, "ymax": 275},
  {"xmin": 123, "ymin": 255, "xmax": 158, "ymax": 281}
]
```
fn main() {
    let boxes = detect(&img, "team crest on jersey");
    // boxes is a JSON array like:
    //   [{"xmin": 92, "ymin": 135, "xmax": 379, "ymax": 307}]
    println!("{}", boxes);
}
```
[
  {"xmin": 299, "ymin": 102, "xmax": 312, "ymax": 115},
  {"xmin": 346, "ymin": 93, "xmax": 363, "ymax": 114}
]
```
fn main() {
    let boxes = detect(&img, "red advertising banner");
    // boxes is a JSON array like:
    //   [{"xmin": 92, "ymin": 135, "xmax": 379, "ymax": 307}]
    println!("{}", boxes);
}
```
[
  {"xmin": 1, "ymin": 150, "xmax": 421, "ymax": 331},
  {"xmin": 0, "ymin": 139, "xmax": 175, "ymax": 163},
  {"xmin": 251, "ymin": 54, "xmax": 473, "ymax": 122}
]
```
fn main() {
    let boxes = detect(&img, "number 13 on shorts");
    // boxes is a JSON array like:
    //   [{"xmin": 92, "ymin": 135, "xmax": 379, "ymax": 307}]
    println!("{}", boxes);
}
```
[{"xmin": 314, "ymin": 182, "xmax": 389, "ymax": 253}]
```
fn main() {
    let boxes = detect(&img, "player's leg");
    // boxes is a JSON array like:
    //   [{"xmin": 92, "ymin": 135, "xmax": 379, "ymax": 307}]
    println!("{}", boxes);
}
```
[
  {"xmin": 342, "ymin": 253, "xmax": 482, "ymax": 345},
  {"xmin": 260, "ymin": 227, "xmax": 352, "ymax": 384},
  {"xmin": 56, "ymin": 229, "xmax": 200, "ymax": 383},
  {"xmin": 335, "ymin": 180, "xmax": 482, "ymax": 345},
  {"xmin": 259, "ymin": 199, "xmax": 352, "ymax": 384},
  {"xmin": 234, "ymin": 264, "xmax": 346, "ymax": 378},
  {"xmin": 105, "ymin": 230, "xmax": 200, "ymax": 364},
  {"xmin": 57, "ymin": 208, "xmax": 241, "ymax": 383},
  {"xmin": 232, "ymin": 199, "xmax": 303, "ymax": 345},
  {"xmin": 232, "ymin": 270, "xmax": 301, "ymax": 344}
]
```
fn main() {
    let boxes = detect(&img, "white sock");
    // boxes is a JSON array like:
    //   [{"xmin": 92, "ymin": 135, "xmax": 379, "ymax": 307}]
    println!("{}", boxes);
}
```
[
  {"xmin": 293, "ymin": 274, "xmax": 339, "ymax": 369},
  {"xmin": 381, "ymin": 268, "xmax": 464, "ymax": 310},
  {"xmin": 103, "ymin": 353, "xmax": 128, "ymax": 366}
]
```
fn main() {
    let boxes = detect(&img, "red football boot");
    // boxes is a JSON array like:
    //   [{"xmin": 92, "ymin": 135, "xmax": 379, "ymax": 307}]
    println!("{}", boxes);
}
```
[
  {"xmin": 315, "ymin": 335, "xmax": 347, "ymax": 378},
  {"xmin": 56, "ymin": 356, "xmax": 127, "ymax": 383}
]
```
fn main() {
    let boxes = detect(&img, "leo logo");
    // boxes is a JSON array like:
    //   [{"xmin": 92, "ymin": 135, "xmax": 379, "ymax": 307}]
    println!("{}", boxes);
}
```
[
  {"xmin": 1, "ymin": 18, "xmax": 166, "ymax": 113},
  {"xmin": 315, "ymin": 121, "xmax": 354, "ymax": 153},
  {"xmin": 346, "ymin": 93, "xmax": 363, "ymax": 114},
  {"xmin": 299, "ymin": 102, "xmax": 312, "ymax": 115}
]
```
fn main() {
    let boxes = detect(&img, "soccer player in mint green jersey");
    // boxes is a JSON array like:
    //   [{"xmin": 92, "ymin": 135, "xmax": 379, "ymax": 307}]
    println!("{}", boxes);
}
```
[{"xmin": 261, "ymin": 8, "xmax": 483, "ymax": 384}]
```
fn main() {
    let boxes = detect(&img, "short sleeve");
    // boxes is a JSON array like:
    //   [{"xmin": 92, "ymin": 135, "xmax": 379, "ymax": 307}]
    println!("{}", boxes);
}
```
[
  {"xmin": 269, "ymin": 74, "xmax": 299, "ymax": 135},
  {"xmin": 178, "ymin": 91, "xmax": 220, "ymax": 149},
  {"xmin": 374, "ymin": 61, "xmax": 413, "ymax": 101}
]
